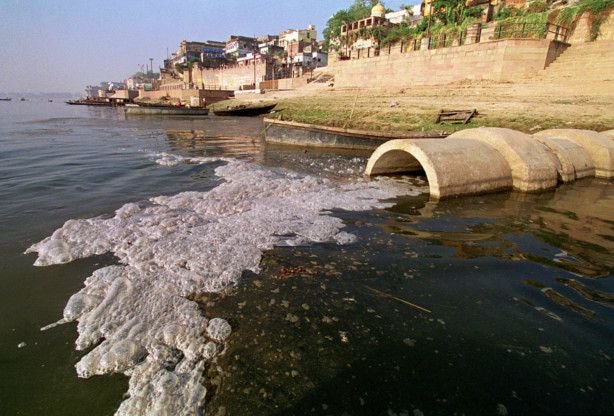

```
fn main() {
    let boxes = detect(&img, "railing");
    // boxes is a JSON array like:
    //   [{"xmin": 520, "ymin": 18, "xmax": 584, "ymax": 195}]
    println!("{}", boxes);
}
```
[
  {"xmin": 428, "ymin": 32, "xmax": 463, "ymax": 49},
  {"xmin": 494, "ymin": 22, "xmax": 569, "ymax": 42},
  {"xmin": 336, "ymin": 21, "xmax": 569, "ymax": 61}
]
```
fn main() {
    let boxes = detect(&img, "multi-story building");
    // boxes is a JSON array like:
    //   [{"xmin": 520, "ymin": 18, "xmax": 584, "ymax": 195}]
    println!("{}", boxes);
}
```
[
  {"xmin": 200, "ymin": 40, "xmax": 227, "ymax": 68},
  {"xmin": 278, "ymin": 25, "xmax": 317, "ymax": 50},
  {"xmin": 225, "ymin": 35, "xmax": 258, "ymax": 59}
]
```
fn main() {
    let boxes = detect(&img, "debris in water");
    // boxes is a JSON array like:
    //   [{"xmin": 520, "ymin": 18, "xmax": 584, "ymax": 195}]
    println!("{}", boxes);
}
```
[
  {"xmin": 403, "ymin": 338, "xmax": 416, "ymax": 347},
  {"xmin": 497, "ymin": 403, "xmax": 509, "ymax": 416},
  {"xmin": 365, "ymin": 286, "xmax": 432, "ymax": 314}
]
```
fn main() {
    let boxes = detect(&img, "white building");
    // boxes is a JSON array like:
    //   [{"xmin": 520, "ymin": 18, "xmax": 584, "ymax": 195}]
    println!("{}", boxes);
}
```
[
  {"xmin": 385, "ymin": 7, "xmax": 421, "ymax": 24},
  {"xmin": 279, "ymin": 25, "xmax": 317, "ymax": 50},
  {"xmin": 291, "ymin": 51, "xmax": 328, "ymax": 67}
]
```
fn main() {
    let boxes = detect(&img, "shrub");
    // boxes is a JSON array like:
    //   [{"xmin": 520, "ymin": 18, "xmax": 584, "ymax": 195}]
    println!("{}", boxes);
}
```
[
  {"xmin": 527, "ymin": 0, "xmax": 548, "ymax": 14},
  {"xmin": 555, "ymin": 0, "xmax": 614, "ymax": 40}
]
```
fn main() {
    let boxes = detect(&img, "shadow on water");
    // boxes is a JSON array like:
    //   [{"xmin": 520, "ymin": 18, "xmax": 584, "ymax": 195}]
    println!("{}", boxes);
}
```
[{"xmin": 200, "ymin": 178, "xmax": 614, "ymax": 416}]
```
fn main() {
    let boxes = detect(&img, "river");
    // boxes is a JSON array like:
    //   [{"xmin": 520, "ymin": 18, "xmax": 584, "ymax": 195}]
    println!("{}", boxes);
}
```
[{"xmin": 0, "ymin": 100, "xmax": 612, "ymax": 415}]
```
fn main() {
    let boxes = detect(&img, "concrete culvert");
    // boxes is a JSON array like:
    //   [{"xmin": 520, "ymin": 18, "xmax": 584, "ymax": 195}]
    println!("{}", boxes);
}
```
[
  {"xmin": 448, "ymin": 127, "xmax": 560, "ymax": 192},
  {"xmin": 533, "ymin": 136, "xmax": 595, "ymax": 182},
  {"xmin": 365, "ymin": 139, "xmax": 513, "ymax": 199},
  {"xmin": 534, "ymin": 129, "xmax": 614, "ymax": 178}
]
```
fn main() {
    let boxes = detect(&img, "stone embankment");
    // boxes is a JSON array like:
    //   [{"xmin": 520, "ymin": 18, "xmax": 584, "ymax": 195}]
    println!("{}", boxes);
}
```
[{"xmin": 365, "ymin": 128, "xmax": 614, "ymax": 199}]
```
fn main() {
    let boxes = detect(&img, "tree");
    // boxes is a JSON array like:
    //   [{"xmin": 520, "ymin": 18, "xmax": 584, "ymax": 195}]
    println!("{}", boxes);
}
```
[
  {"xmin": 431, "ymin": 0, "xmax": 480, "ymax": 26},
  {"xmin": 323, "ymin": 0, "xmax": 373, "ymax": 51}
]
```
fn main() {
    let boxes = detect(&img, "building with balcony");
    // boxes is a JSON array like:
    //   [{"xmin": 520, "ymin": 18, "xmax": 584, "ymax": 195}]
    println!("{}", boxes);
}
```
[
  {"xmin": 225, "ymin": 35, "xmax": 258, "ymax": 59},
  {"xmin": 340, "ymin": 3, "xmax": 391, "ymax": 39}
]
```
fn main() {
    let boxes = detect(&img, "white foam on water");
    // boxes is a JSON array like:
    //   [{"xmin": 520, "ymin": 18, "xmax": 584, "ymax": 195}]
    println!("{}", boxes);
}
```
[
  {"xmin": 26, "ymin": 157, "xmax": 428, "ymax": 415},
  {"xmin": 149, "ymin": 152, "xmax": 226, "ymax": 167}
]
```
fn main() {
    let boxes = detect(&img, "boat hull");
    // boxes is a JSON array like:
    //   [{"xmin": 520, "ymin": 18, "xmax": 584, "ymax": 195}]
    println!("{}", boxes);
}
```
[
  {"xmin": 213, "ymin": 104, "xmax": 276, "ymax": 117},
  {"xmin": 264, "ymin": 119, "xmax": 447, "ymax": 150},
  {"xmin": 65, "ymin": 100, "xmax": 121, "ymax": 107},
  {"xmin": 125, "ymin": 106, "xmax": 209, "ymax": 116}
]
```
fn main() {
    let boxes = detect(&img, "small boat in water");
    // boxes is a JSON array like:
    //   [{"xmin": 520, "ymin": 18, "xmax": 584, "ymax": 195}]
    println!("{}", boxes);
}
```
[
  {"xmin": 212, "ymin": 103, "xmax": 276, "ymax": 117},
  {"xmin": 125, "ymin": 104, "xmax": 209, "ymax": 116},
  {"xmin": 20, "ymin": 98, "xmax": 26, "ymax": 101},
  {"xmin": 0, "ymin": 97, "xmax": 11, "ymax": 101},
  {"xmin": 65, "ymin": 99, "xmax": 119, "ymax": 107}
]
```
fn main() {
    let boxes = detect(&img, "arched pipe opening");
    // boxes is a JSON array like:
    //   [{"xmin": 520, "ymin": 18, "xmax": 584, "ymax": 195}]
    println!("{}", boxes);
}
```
[{"xmin": 366, "ymin": 139, "xmax": 514, "ymax": 199}]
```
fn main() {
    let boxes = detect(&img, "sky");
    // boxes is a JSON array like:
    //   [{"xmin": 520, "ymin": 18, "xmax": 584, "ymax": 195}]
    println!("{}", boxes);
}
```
[{"xmin": 0, "ymin": 0, "xmax": 413, "ymax": 93}]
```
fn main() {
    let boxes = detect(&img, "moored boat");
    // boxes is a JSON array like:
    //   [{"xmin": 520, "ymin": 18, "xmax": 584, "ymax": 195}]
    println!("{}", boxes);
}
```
[
  {"xmin": 212, "ymin": 103, "xmax": 276, "ymax": 117},
  {"xmin": 0, "ymin": 97, "xmax": 11, "ymax": 101},
  {"xmin": 264, "ymin": 118, "xmax": 448, "ymax": 150},
  {"xmin": 65, "ymin": 99, "xmax": 120, "ymax": 107},
  {"xmin": 125, "ymin": 105, "xmax": 209, "ymax": 116}
]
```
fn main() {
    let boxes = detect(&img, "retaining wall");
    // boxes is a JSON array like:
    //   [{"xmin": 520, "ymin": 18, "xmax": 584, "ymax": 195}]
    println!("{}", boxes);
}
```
[{"xmin": 330, "ymin": 39, "xmax": 567, "ymax": 88}]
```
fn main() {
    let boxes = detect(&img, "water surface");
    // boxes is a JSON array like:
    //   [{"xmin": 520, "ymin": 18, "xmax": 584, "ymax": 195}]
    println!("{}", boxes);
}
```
[{"xmin": 0, "ymin": 100, "xmax": 612, "ymax": 415}]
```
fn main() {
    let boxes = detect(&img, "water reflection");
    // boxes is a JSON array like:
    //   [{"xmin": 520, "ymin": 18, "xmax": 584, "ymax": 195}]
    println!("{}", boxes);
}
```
[
  {"xmin": 164, "ymin": 128, "xmax": 265, "ymax": 162},
  {"xmin": 200, "ymin": 176, "xmax": 613, "ymax": 416},
  {"xmin": 385, "ymin": 179, "xmax": 614, "ymax": 278}
]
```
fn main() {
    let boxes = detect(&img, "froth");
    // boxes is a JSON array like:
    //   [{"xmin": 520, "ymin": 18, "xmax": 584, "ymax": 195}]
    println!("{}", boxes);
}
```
[{"xmin": 26, "ymin": 157, "xmax": 427, "ymax": 415}]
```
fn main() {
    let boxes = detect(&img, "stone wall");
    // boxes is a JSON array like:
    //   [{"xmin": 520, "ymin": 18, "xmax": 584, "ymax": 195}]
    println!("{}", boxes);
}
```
[
  {"xmin": 596, "ymin": 10, "xmax": 614, "ymax": 40},
  {"xmin": 198, "ymin": 61, "xmax": 273, "ymax": 91},
  {"xmin": 567, "ymin": 9, "xmax": 614, "ymax": 43},
  {"xmin": 568, "ymin": 12, "xmax": 593, "ymax": 44},
  {"xmin": 260, "ymin": 77, "xmax": 308, "ymax": 91},
  {"xmin": 329, "ymin": 39, "xmax": 566, "ymax": 88}
]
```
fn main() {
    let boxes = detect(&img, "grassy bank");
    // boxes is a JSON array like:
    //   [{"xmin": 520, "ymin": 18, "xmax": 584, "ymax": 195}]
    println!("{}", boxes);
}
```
[
  {"xmin": 211, "ymin": 79, "xmax": 614, "ymax": 134},
  {"xmin": 279, "ymin": 89, "xmax": 613, "ymax": 134}
]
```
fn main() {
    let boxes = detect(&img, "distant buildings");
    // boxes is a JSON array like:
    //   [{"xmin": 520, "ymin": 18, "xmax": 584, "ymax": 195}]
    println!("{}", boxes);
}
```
[
  {"xmin": 225, "ymin": 35, "xmax": 259, "ymax": 59},
  {"xmin": 155, "ymin": 23, "xmax": 328, "ymax": 94}
]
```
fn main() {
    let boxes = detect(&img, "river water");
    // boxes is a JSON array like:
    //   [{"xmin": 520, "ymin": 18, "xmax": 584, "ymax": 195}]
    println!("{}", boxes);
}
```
[{"xmin": 0, "ymin": 100, "xmax": 612, "ymax": 415}]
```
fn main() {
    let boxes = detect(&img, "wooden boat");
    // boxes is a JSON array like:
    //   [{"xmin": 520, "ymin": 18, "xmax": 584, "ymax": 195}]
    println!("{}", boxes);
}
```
[
  {"xmin": 125, "ymin": 105, "xmax": 209, "ymax": 116},
  {"xmin": 212, "ymin": 103, "xmax": 276, "ymax": 117},
  {"xmin": 65, "ymin": 99, "xmax": 118, "ymax": 107},
  {"xmin": 264, "ymin": 118, "xmax": 448, "ymax": 150},
  {"xmin": 0, "ymin": 97, "xmax": 11, "ymax": 101}
]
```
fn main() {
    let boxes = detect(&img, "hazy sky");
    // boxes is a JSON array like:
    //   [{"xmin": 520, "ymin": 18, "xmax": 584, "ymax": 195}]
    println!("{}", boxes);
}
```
[{"xmin": 0, "ymin": 0, "xmax": 411, "ymax": 93}]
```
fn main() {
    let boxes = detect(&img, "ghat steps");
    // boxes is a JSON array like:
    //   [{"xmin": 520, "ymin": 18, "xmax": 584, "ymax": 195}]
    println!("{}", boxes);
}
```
[{"xmin": 535, "ymin": 40, "xmax": 614, "ymax": 81}]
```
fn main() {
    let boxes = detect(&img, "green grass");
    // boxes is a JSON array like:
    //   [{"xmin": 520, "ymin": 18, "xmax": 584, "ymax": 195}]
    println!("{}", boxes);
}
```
[{"xmin": 269, "ymin": 93, "xmax": 611, "ymax": 134}]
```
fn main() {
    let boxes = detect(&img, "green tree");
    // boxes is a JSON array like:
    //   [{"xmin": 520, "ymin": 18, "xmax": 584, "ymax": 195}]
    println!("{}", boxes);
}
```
[
  {"xmin": 431, "ymin": 0, "xmax": 467, "ymax": 25},
  {"xmin": 323, "ymin": 0, "xmax": 373, "ymax": 51}
]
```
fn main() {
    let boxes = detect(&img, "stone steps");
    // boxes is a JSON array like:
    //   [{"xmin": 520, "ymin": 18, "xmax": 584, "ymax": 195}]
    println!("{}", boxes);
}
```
[{"xmin": 530, "ymin": 41, "xmax": 614, "ymax": 82}]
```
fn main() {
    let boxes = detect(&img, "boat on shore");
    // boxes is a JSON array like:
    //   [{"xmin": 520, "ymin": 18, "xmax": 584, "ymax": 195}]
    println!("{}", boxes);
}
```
[
  {"xmin": 124, "ymin": 104, "xmax": 209, "ymax": 116},
  {"xmin": 0, "ymin": 97, "xmax": 11, "ymax": 101},
  {"xmin": 212, "ymin": 103, "xmax": 276, "ymax": 117},
  {"xmin": 263, "ymin": 118, "xmax": 448, "ymax": 150},
  {"xmin": 66, "ymin": 99, "xmax": 123, "ymax": 107}
]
